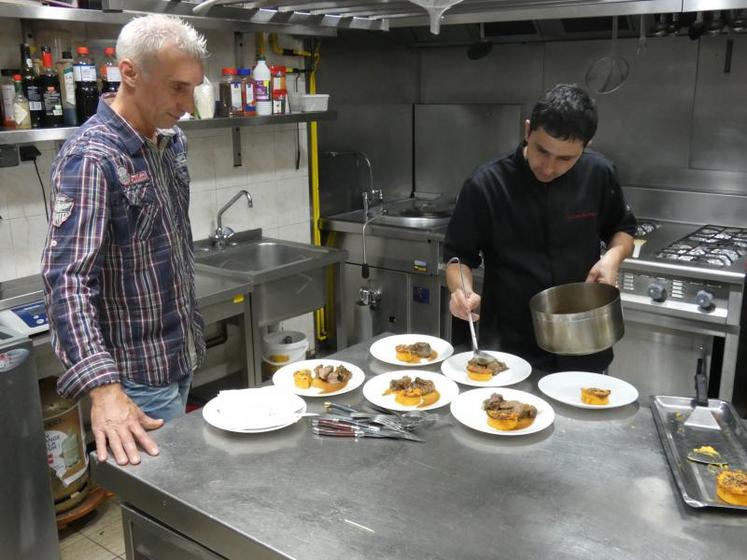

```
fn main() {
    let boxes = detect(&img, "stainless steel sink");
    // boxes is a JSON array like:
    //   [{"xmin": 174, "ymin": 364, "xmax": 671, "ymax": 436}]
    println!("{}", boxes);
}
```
[{"xmin": 197, "ymin": 241, "xmax": 312, "ymax": 274}]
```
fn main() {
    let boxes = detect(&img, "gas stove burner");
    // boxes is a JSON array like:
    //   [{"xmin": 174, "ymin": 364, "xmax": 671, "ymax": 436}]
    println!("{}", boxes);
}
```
[
  {"xmin": 635, "ymin": 220, "xmax": 659, "ymax": 237},
  {"xmin": 656, "ymin": 224, "xmax": 747, "ymax": 268}
]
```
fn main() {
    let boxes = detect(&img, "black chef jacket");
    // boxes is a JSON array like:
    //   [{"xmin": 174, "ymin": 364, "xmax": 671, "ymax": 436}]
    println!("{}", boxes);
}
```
[{"xmin": 443, "ymin": 145, "xmax": 637, "ymax": 373}]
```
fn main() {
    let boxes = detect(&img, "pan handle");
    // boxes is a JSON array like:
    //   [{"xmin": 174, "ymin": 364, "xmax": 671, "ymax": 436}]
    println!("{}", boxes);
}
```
[{"xmin": 694, "ymin": 355, "xmax": 708, "ymax": 407}]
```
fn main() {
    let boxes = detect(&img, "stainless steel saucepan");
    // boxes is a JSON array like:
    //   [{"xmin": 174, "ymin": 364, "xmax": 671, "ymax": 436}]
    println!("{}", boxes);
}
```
[{"xmin": 529, "ymin": 282, "xmax": 624, "ymax": 355}]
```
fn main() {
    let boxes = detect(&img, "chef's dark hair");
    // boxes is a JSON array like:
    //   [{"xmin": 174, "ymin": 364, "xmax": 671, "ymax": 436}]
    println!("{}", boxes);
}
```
[{"xmin": 529, "ymin": 84, "xmax": 598, "ymax": 145}]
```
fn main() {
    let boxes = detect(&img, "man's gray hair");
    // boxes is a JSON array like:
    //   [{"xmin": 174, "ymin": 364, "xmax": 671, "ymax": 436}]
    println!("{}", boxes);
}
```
[{"xmin": 116, "ymin": 14, "xmax": 208, "ymax": 68}]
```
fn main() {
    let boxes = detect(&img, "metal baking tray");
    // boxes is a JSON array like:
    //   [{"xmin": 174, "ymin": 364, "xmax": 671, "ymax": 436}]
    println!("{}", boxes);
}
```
[{"xmin": 650, "ymin": 395, "xmax": 747, "ymax": 510}]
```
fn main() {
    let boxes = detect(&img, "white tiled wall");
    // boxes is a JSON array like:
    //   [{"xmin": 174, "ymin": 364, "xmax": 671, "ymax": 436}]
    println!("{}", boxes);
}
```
[{"xmin": 0, "ymin": 23, "xmax": 316, "ymax": 341}]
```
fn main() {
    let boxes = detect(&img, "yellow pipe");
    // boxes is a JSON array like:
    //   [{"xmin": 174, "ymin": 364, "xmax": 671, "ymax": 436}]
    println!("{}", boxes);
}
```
[
  {"xmin": 255, "ymin": 32, "xmax": 265, "ymax": 58},
  {"xmin": 309, "ymin": 41, "xmax": 329, "ymax": 343},
  {"xmin": 269, "ymin": 33, "xmax": 312, "ymax": 58}
]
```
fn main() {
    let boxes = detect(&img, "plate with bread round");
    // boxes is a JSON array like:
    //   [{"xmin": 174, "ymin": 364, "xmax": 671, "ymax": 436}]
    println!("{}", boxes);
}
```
[
  {"xmin": 272, "ymin": 359, "xmax": 366, "ymax": 397},
  {"xmin": 369, "ymin": 334, "xmax": 454, "ymax": 367},
  {"xmin": 537, "ymin": 371, "xmax": 639, "ymax": 409},
  {"xmin": 362, "ymin": 370, "xmax": 460, "ymax": 412},
  {"xmin": 440, "ymin": 350, "xmax": 532, "ymax": 387},
  {"xmin": 450, "ymin": 387, "xmax": 554, "ymax": 436}
]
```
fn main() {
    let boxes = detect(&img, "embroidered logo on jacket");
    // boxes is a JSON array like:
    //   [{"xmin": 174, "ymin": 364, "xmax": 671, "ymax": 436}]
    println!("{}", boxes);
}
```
[{"xmin": 52, "ymin": 193, "xmax": 74, "ymax": 227}]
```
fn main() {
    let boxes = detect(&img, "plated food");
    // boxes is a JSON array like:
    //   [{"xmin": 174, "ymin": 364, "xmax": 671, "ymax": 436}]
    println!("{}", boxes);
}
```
[
  {"xmin": 581, "ymin": 387, "xmax": 611, "ymax": 406},
  {"xmin": 362, "ymin": 370, "xmax": 460, "ymax": 412},
  {"xmin": 383, "ymin": 375, "xmax": 440, "ymax": 408},
  {"xmin": 482, "ymin": 392, "xmax": 537, "ymax": 431},
  {"xmin": 369, "ymin": 334, "xmax": 454, "ymax": 367},
  {"xmin": 716, "ymin": 469, "xmax": 747, "ymax": 506},
  {"xmin": 294, "ymin": 363, "xmax": 352, "ymax": 393},
  {"xmin": 395, "ymin": 342, "xmax": 437, "ymax": 363},
  {"xmin": 538, "ymin": 371, "xmax": 638, "ymax": 410},
  {"xmin": 441, "ymin": 351, "xmax": 531, "ymax": 388},
  {"xmin": 450, "ymin": 387, "xmax": 554, "ymax": 436},
  {"xmin": 466, "ymin": 355, "xmax": 508, "ymax": 382},
  {"xmin": 273, "ymin": 359, "xmax": 365, "ymax": 397}
]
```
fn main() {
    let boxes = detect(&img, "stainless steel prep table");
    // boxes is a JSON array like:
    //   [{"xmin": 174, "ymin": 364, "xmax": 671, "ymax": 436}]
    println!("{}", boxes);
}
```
[{"xmin": 93, "ymin": 334, "xmax": 746, "ymax": 560}]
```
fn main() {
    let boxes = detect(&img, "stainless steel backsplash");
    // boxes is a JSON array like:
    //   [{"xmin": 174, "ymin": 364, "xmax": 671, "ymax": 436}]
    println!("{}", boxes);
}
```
[{"xmin": 318, "ymin": 34, "xmax": 747, "ymax": 218}]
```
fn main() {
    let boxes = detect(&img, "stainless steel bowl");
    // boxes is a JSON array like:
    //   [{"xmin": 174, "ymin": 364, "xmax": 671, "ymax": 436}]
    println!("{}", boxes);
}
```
[{"xmin": 529, "ymin": 282, "xmax": 624, "ymax": 355}]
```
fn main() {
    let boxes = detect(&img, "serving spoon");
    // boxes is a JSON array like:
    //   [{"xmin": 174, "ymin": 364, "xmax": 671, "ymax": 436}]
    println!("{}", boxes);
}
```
[{"xmin": 448, "ymin": 257, "xmax": 495, "ymax": 367}]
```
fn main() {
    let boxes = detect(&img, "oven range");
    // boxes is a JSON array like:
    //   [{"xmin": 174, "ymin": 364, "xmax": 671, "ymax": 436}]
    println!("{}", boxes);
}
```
[{"xmin": 609, "ymin": 220, "xmax": 745, "ymax": 403}]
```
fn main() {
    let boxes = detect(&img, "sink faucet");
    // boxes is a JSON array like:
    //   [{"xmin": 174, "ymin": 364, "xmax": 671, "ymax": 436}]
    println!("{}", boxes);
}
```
[
  {"xmin": 325, "ymin": 150, "xmax": 383, "ymax": 216},
  {"xmin": 212, "ymin": 189, "xmax": 253, "ymax": 249}
]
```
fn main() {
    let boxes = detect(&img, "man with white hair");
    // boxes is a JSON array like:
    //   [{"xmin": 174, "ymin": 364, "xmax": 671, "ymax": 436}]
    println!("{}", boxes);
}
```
[{"xmin": 41, "ymin": 15, "xmax": 208, "ymax": 466}]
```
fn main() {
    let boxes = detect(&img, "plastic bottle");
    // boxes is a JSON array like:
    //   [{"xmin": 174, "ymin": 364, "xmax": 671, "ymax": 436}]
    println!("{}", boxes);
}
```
[
  {"xmin": 252, "ymin": 56, "xmax": 272, "ymax": 116},
  {"xmin": 20, "ymin": 43, "xmax": 43, "ymax": 128},
  {"xmin": 100, "ymin": 47, "xmax": 121, "ymax": 93},
  {"xmin": 1, "ymin": 69, "xmax": 18, "ymax": 128},
  {"xmin": 271, "ymin": 65, "xmax": 286, "ymax": 94},
  {"xmin": 56, "ymin": 51, "xmax": 77, "ymax": 126},
  {"xmin": 12, "ymin": 74, "xmax": 31, "ymax": 129},
  {"xmin": 73, "ymin": 46, "xmax": 99, "ymax": 123},
  {"xmin": 238, "ymin": 68, "xmax": 255, "ymax": 116},
  {"xmin": 39, "ymin": 46, "xmax": 64, "ymax": 128}
]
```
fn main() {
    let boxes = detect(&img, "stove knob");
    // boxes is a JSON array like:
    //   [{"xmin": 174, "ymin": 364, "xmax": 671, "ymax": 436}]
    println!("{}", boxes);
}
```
[
  {"xmin": 696, "ymin": 290, "xmax": 715, "ymax": 310},
  {"xmin": 648, "ymin": 282, "xmax": 667, "ymax": 302}
]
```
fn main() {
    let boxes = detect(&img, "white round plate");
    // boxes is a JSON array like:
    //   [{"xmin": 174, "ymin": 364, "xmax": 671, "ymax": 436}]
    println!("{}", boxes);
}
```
[
  {"xmin": 202, "ymin": 386, "xmax": 307, "ymax": 433},
  {"xmin": 441, "ymin": 351, "xmax": 532, "ymax": 387},
  {"xmin": 537, "ymin": 371, "xmax": 639, "ymax": 410},
  {"xmin": 369, "ymin": 334, "xmax": 454, "ymax": 367},
  {"xmin": 450, "ymin": 387, "xmax": 555, "ymax": 436},
  {"xmin": 272, "ymin": 359, "xmax": 366, "ymax": 397},
  {"xmin": 362, "ymin": 370, "xmax": 460, "ymax": 412}
]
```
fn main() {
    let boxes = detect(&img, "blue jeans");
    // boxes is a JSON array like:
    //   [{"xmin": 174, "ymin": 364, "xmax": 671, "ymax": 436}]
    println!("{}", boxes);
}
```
[{"xmin": 121, "ymin": 373, "xmax": 193, "ymax": 422}]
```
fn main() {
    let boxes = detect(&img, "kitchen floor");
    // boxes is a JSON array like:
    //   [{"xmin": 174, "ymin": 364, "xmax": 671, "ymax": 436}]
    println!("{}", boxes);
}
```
[{"xmin": 58, "ymin": 497, "xmax": 126, "ymax": 560}]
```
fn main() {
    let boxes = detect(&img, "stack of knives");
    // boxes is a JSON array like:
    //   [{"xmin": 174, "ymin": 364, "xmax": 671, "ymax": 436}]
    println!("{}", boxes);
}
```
[{"xmin": 311, "ymin": 402, "xmax": 426, "ymax": 442}]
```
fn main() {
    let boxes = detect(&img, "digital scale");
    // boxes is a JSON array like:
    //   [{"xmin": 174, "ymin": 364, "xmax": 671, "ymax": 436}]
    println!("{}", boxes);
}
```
[{"xmin": 0, "ymin": 301, "xmax": 49, "ymax": 336}]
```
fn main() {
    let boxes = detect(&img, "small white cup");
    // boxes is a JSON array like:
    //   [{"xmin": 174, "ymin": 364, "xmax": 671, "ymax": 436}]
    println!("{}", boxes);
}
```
[{"xmin": 194, "ymin": 83, "xmax": 216, "ymax": 119}]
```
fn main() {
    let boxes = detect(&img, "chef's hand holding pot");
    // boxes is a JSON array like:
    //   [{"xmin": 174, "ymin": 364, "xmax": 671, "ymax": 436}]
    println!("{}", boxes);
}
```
[
  {"xmin": 585, "ymin": 231, "xmax": 634, "ymax": 285},
  {"xmin": 90, "ymin": 384, "xmax": 163, "ymax": 466}
]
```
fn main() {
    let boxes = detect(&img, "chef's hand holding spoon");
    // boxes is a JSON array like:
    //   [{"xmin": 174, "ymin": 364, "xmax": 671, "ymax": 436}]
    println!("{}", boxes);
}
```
[{"xmin": 446, "ymin": 258, "xmax": 481, "ymax": 321}]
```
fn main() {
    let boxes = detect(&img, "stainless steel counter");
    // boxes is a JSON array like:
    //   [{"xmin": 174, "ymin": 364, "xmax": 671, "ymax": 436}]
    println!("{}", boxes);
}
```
[{"xmin": 94, "ymin": 334, "xmax": 746, "ymax": 560}]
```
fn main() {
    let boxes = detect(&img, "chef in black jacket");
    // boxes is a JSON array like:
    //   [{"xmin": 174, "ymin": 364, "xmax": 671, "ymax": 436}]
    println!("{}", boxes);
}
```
[{"xmin": 444, "ymin": 84, "xmax": 636, "ymax": 373}]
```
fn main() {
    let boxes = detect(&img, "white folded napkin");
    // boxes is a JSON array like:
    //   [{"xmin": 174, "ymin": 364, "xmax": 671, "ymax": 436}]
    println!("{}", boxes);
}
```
[{"xmin": 215, "ymin": 387, "xmax": 302, "ymax": 430}]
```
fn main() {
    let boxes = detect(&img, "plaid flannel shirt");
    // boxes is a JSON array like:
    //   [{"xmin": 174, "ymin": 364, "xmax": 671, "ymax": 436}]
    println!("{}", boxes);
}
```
[{"xmin": 41, "ymin": 96, "xmax": 205, "ymax": 400}]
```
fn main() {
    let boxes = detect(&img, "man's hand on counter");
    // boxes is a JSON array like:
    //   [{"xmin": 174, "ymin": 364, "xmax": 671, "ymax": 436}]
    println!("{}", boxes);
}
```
[{"xmin": 89, "ymin": 384, "xmax": 164, "ymax": 466}]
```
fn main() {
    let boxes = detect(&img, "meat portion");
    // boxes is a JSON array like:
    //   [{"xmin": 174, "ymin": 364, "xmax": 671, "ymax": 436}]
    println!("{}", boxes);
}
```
[
  {"xmin": 467, "ymin": 356, "xmax": 508, "ymax": 376},
  {"xmin": 314, "ymin": 364, "xmax": 352, "ymax": 384},
  {"xmin": 396, "ymin": 342, "xmax": 433, "ymax": 357},
  {"xmin": 388, "ymin": 375, "xmax": 414, "ymax": 392},
  {"xmin": 409, "ymin": 342, "xmax": 433, "ymax": 358},
  {"xmin": 387, "ymin": 376, "xmax": 436, "ymax": 395},
  {"xmin": 482, "ymin": 393, "xmax": 537, "ymax": 420}
]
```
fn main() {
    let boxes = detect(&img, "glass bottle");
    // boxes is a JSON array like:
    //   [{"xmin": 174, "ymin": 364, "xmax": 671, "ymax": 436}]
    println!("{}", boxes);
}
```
[
  {"xmin": 73, "ymin": 46, "xmax": 99, "ymax": 123},
  {"xmin": 100, "ymin": 47, "xmax": 121, "ymax": 93},
  {"xmin": 56, "ymin": 50, "xmax": 78, "ymax": 126},
  {"xmin": 20, "ymin": 43, "xmax": 43, "ymax": 128},
  {"xmin": 12, "ymin": 74, "xmax": 31, "ymax": 129},
  {"xmin": 40, "ymin": 46, "xmax": 64, "ymax": 128}
]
